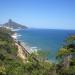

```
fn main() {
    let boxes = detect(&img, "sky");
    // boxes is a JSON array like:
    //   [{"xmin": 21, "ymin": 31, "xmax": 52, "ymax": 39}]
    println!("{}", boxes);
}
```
[{"xmin": 0, "ymin": 0, "xmax": 75, "ymax": 29}]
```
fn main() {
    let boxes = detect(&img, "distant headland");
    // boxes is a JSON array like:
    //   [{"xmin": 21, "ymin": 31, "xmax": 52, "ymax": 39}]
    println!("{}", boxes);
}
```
[{"xmin": 0, "ymin": 19, "xmax": 28, "ymax": 30}]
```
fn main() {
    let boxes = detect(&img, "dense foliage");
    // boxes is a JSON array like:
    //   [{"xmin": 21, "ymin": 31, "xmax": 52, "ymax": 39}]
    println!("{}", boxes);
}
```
[
  {"xmin": 56, "ymin": 36, "xmax": 75, "ymax": 75},
  {"xmin": 0, "ymin": 27, "xmax": 75, "ymax": 75},
  {"xmin": 0, "ymin": 27, "xmax": 55, "ymax": 75}
]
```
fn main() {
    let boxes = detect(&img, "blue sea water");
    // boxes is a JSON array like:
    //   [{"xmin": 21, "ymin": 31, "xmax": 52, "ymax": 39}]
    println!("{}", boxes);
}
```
[{"xmin": 16, "ymin": 29, "xmax": 75, "ymax": 61}]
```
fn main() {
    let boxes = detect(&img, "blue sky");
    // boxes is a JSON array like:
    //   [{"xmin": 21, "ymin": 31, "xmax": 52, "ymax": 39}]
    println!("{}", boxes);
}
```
[{"xmin": 0, "ymin": 0, "xmax": 75, "ymax": 29}]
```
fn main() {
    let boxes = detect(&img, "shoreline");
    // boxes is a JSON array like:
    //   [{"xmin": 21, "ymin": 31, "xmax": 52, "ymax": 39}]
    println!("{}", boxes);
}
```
[
  {"xmin": 11, "ymin": 33, "xmax": 40, "ymax": 63},
  {"xmin": 11, "ymin": 31, "xmax": 54, "ymax": 63},
  {"xmin": 11, "ymin": 32, "xmax": 37, "ymax": 53},
  {"xmin": 11, "ymin": 32, "xmax": 31, "ymax": 62},
  {"xmin": 11, "ymin": 32, "xmax": 41, "ymax": 63}
]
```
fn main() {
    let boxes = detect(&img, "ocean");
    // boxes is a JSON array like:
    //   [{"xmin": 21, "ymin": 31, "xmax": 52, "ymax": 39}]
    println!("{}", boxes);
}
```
[{"xmin": 16, "ymin": 29, "xmax": 75, "ymax": 61}]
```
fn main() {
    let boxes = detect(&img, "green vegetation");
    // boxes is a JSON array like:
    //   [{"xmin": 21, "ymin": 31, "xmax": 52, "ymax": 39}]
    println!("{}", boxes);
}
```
[
  {"xmin": 0, "ymin": 27, "xmax": 55, "ymax": 75},
  {"xmin": 0, "ymin": 27, "xmax": 75, "ymax": 75},
  {"xmin": 56, "ymin": 35, "xmax": 75, "ymax": 75}
]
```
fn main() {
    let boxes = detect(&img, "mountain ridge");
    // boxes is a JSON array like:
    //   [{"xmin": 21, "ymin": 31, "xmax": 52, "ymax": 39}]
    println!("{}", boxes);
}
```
[{"xmin": 1, "ymin": 19, "xmax": 27, "ymax": 29}]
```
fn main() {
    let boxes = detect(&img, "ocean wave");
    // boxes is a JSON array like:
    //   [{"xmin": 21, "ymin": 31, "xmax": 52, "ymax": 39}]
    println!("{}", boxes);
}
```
[
  {"xmin": 11, "ymin": 29, "xmax": 21, "ymax": 31},
  {"xmin": 11, "ymin": 33, "xmax": 18, "ymax": 39},
  {"xmin": 20, "ymin": 41, "xmax": 40, "ymax": 53},
  {"xmin": 17, "ymin": 34, "xmax": 22, "ymax": 37}
]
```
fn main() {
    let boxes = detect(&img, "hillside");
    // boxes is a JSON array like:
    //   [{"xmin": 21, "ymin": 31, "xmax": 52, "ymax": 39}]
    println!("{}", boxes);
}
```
[
  {"xmin": 0, "ymin": 27, "xmax": 29, "ymax": 75},
  {"xmin": 2, "ymin": 19, "xmax": 27, "ymax": 29},
  {"xmin": 0, "ymin": 27, "xmax": 54, "ymax": 75},
  {"xmin": 0, "ymin": 27, "xmax": 75, "ymax": 75}
]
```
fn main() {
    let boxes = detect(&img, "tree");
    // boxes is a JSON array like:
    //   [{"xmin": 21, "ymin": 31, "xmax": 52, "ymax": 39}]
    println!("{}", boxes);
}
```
[
  {"xmin": 56, "ymin": 35, "xmax": 75, "ymax": 75},
  {"xmin": 37, "ymin": 50, "xmax": 50, "ymax": 61}
]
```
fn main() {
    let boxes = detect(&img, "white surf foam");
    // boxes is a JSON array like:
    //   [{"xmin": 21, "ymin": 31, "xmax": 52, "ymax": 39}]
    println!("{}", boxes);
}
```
[{"xmin": 20, "ymin": 41, "xmax": 40, "ymax": 54}]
